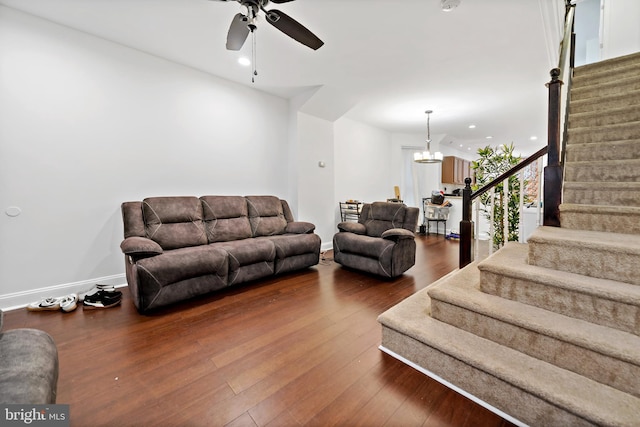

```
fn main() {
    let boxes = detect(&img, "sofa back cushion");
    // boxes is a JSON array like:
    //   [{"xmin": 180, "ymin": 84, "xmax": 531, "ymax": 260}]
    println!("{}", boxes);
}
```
[
  {"xmin": 142, "ymin": 197, "xmax": 207, "ymax": 250},
  {"xmin": 246, "ymin": 196, "xmax": 287, "ymax": 237},
  {"xmin": 360, "ymin": 202, "xmax": 407, "ymax": 237},
  {"xmin": 201, "ymin": 196, "xmax": 252, "ymax": 243}
]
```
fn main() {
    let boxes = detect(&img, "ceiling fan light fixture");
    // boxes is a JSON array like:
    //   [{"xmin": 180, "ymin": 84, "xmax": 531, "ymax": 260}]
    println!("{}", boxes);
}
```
[{"xmin": 414, "ymin": 110, "xmax": 443, "ymax": 164}]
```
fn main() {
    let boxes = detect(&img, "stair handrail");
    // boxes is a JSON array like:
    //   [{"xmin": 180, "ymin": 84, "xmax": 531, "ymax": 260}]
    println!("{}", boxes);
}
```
[{"xmin": 459, "ymin": 1, "xmax": 576, "ymax": 269}]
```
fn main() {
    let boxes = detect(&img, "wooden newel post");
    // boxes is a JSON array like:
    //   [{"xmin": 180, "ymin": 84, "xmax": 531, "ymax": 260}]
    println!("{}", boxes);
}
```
[
  {"xmin": 544, "ymin": 68, "xmax": 563, "ymax": 227},
  {"xmin": 459, "ymin": 177, "xmax": 474, "ymax": 269}
]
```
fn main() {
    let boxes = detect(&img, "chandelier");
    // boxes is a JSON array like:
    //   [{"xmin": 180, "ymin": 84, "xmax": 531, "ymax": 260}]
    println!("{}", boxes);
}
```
[{"xmin": 414, "ymin": 110, "xmax": 443, "ymax": 163}]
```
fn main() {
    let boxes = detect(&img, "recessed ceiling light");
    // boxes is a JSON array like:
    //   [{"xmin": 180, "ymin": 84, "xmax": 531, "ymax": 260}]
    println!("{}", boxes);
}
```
[
  {"xmin": 530, "ymin": 136, "xmax": 538, "ymax": 141},
  {"xmin": 459, "ymin": 144, "xmax": 464, "ymax": 147},
  {"xmin": 468, "ymin": 124, "xmax": 476, "ymax": 129},
  {"xmin": 238, "ymin": 57, "xmax": 251, "ymax": 66},
  {"xmin": 486, "ymin": 136, "xmax": 493, "ymax": 139}
]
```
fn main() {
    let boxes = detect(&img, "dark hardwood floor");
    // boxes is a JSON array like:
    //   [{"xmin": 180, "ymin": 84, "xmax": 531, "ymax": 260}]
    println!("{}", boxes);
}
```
[{"xmin": 3, "ymin": 235, "xmax": 514, "ymax": 427}]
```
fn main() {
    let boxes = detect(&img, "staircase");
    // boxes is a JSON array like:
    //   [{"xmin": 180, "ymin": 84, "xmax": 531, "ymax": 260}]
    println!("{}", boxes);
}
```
[{"xmin": 378, "ymin": 52, "xmax": 640, "ymax": 427}]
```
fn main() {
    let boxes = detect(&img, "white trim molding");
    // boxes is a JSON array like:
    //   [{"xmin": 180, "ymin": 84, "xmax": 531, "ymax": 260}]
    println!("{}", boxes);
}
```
[
  {"xmin": 0, "ymin": 274, "xmax": 127, "ymax": 311},
  {"xmin": 378, "ymin": 345, "xmax": 528, "ymax": 427}
]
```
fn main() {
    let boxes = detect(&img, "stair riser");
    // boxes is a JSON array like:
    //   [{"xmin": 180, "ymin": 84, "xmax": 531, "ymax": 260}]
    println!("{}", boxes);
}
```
[
  {"xmin": 479, "ymin": 270, "xmax": 640, "ymax": 335},
  {"xmin": 570, "ymin": 93, "xmax": 640, "ymax": 114},
  {"xmin": 380, "ymin": 327, "xmax": 591, "ymax": 427},
  {"xmin": 563, "ymin": 187, "xmax": 640, "ymax": 207},
  {"xmin": 528, "ymin": 241, "xmax": 640, "ymax": 286},
  {"xmin": 560, "ymin": 210, "xmax": 640, "ymax": 235},
  {"xmin": 573, "ymin": 65, "xmax": 640, "ymax": 86},
  {"xmin": 565, "ymin": 140, "xmax": 640, "ymax": 162},
  {"xmin": 569, "ymin": 108, "xmax": 640, "ymax": 129},
  {"xmin": 567, "ymin": 124, "xmax": 640, "ymax": 144},
  {"xmin": 571, "ymin": 78, "xmax": 640, "ymax": 101},
  {"xmin": 564, "ymin": 162, "xmax": 640, "ymax": 182},
  {"xmin": 430, "ymin": 299, "xmax": 640, "ymax": 397}
]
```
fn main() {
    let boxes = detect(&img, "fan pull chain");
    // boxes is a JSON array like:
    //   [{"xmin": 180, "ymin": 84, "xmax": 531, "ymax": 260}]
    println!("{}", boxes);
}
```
[{"xmin": 251, "ymin": 26, "xmax": 258, "ymax": 83}]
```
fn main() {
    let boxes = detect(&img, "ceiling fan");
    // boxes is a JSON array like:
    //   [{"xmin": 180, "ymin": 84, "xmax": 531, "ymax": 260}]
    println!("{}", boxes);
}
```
[{"xmin": 211, "ymin": 0, "xmax": 324, "ymax": 51}]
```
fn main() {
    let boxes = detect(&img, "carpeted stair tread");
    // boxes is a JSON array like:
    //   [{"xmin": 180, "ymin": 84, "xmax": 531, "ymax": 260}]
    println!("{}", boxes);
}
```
[
  {"xmin": 565, "ymin": 139, "xmax": 640, "ymax": 161},
  {"xmin": 562, "ymin": 182, "xmax": 640, "ymax": 207},
  {"xmin": 378, "ymin": 276, "xmax": 640, "ymax": 427},
  {"xmin": 527, "ymin": 226, "xmax": 640, "ymax": 285},
  {"xmin": 428, "ymin": 262, "xmax": 640, "ymax": 396},
  {"xmin": 573, "ymin": 53, "xmax": 640, "ymax": 85},
  {"xmin": 573, "ymin": 51, "xmax": 640, "ymax": 78},
  {"xmin": 478, "ymin": 242, "xmax": 640, "ymax": 335},
  {"xmin": 570, "ymin": 89, "xmax": 640, "ymax": 114},
  {"xmin": 568, "ymin": 105, "xmax": 640, "ymax": 128},
  {"xmin": 571, "ymin": 75, "xmax": 640, "ymax": 101},
  {"xmin": 567, "ymin": 121, "xmax": 640, "ymax": 144},
  {"xmin": 564, "ymin": 158, "xmax": 640, "ymax": 182},
  {"xmin": 560, "ymin": 203, "xmax": 640, "ymax": 235}
]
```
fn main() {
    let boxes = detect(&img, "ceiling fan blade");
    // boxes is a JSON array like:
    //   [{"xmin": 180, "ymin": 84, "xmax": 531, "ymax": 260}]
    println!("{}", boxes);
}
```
[
  {"xmin": 265, "ymin": 9, "xmax": 324, "ymax": 50},
  {"xmin": 226, "ymin": 13, "xmax": 250, "ymax": 50},
  {"xmin": 270, "ymin": 0, "xmax": 296, "ymax": 3}
]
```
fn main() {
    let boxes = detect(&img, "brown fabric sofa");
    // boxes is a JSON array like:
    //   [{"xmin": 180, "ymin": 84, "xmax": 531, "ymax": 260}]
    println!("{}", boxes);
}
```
[
  {"xmin": 120, "ymin": 195, "xmax": 321, "ymax": 313},
  {"xmin": 333, "ymin": 202, "xmax": 419, "ymax": 278}
]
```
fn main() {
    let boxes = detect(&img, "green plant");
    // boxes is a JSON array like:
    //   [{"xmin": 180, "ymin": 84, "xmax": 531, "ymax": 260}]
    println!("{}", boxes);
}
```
[{"xmin": 471, "ymin": 143, "xmax": 528, "ymax": 249}]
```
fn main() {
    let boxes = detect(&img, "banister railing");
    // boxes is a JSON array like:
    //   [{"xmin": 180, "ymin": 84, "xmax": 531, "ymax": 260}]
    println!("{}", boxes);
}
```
[{"xmin": 459, "ymin": 1, "xmax": 576, "ymax": 269}]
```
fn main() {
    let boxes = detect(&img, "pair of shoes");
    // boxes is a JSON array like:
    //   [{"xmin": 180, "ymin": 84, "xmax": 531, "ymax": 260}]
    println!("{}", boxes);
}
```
[
  {"xmin": 79, "ymin": 284, "xmax": 116, "ymax": 301},
  {"xmin": 83, "ymin": 290, "xmax": 122, "ymax": 310},
  {"xmin": 27, "ymin": 293, "xmax": 78, "ymax": 313},
  {"xmin": 59, "ymin": 293, "xmax": 79, "ymax": 312}
]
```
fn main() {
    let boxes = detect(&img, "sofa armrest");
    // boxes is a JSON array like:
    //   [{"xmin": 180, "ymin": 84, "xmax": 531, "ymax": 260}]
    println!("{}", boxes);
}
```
[
  {"xmin": 285, "ymin": 221, "xmax": 316, "ymax": 234},
  {"xmin": 381, "ymin": 228, "xmax": 415, "ymax": 241},
  {"xmin": 338, "ymin": 222, "xmax": 366, "ymax": 235},
  {"xmin": 120, "ymin": 236, "xmax": 163, "ymax": 257}
]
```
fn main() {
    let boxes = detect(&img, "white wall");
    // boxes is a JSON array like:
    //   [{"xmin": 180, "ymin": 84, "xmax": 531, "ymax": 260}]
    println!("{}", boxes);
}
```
[
  {"xmin": 601, "ymin": 0, "xmax": 640, "ymax": 60},
  {"xmin": 334, "ymin": 117, "xmax": 393, "ymax": 214},
  {"xmin": 0, "ymin": 7, "xmax": 291, "ymax": 306},
  {"xmin": 296, "ymin": 113, "xmax": 335, "ymax": 251}
]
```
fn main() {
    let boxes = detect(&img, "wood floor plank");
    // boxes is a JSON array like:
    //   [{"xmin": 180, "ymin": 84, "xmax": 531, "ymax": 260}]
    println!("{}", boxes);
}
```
[{"xmin": 1, "ymin": 235, "xmax": 515, "ymax": 427}]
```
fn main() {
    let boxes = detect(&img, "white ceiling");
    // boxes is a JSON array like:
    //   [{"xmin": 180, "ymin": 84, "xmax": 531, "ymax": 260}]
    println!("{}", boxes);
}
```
[{"xmin": 0, "ymin": 0, "xmax": 564, "ymax": 156}]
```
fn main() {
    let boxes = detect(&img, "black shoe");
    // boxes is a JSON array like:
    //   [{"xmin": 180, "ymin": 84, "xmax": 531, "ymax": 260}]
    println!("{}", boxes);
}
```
[
  {"xmin": 83, "ymin": 298, "xmax": 121, "ymax": 310},
  {"xmin": 83, "ymin": 290, "xmax": 122, "ymax": 309},
  {"xmin": 83, "ymin": 290, "xmax": 122, "ymax": 304}
]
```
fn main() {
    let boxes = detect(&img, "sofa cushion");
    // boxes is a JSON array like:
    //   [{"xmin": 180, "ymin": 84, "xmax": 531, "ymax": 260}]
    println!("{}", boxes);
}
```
[
  {"xmin": 362, "ymin": 202, "xmax": 407, "ymax": 237},
  {"xmin": 142, "ymin": 197, "xmax": 207, "ymax": 250},
  {"xmin": 209, "ymin": 239, "xmax": 276, "ymax": 270},
  {"xmin": 259, "ymin": 234, "xmax": 322, "ymax": 259},
  {"xmin": 135, "ymin": 245, "xmax": 228, "ymax": 289},
  {"xmin": 333, "ymin": 232, "xmax": 395, "ymax": 260},
  {"xmin": 201, "ymin": 196, "xmax": 252, "ymax": 243},
  {"xmin": 246, "ymin": 196, "xmax": 287, "ymax": 237}
]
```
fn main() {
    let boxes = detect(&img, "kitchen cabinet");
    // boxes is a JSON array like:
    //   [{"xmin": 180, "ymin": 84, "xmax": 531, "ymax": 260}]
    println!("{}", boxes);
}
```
[{"xmin": 442, "ymin": 156, "xmax": 473, "ymax": 185}]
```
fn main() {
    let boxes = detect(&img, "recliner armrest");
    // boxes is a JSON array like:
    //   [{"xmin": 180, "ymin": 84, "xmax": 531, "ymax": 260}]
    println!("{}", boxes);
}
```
[
  {"xmin": 381, "ymin": 228, "xmax": 415, "ymax": 241},
  {"xmin": 285, "ymin": 221, "xmax": 316, "ymax": 234},
  {"xmin": 337, "ymin": 222, "xmax": 366, "ymax": 235},
  {"xmin": 120, "ymin": 236, "xmax": 163, "ymax": 257}
]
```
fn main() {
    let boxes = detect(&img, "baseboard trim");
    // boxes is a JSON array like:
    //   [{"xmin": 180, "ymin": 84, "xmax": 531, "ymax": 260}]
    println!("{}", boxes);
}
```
[
  {"xmin": 0, "ymin": 274, "xmax": 127, "ymax": 311},
  {"xmin": 378, "ymin": 345, "xmax": 527, "ymax": 427}
]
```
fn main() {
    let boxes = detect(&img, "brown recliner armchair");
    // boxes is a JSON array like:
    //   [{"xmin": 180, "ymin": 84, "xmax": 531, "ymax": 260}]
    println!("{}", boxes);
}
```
[{"xmin": 333, "ymin": 202, "xmax": 419, "ymax": 278}]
